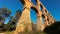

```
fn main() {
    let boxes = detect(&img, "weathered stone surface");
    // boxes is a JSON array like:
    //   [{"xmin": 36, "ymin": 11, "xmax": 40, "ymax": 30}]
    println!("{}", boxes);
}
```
[
  {"xmin": 14, "ymin": 0, "xmax": 55, "ymax": 34},
  {"xmin": 14, "ymin": 7, "xmax": 32, "ymax": 34}
]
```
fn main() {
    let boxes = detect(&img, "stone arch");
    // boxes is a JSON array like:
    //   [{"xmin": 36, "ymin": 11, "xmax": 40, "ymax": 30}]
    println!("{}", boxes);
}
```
[
  {"xmin": 14, "ymin": 0, "xmax": 55, "ymax": 34},
  {"xmin": 30, "ymin": 6, "xmax": 39, "ymax": 14},
  {"xmin": 30, "ymin": 6, "xmax": 44, "ymax": 31},
  {"xmin": 47, "ymin": 18, "xmax": 49, "ymax": 22},
  {"xmin": 30, "ymin": 6, "xmax": 40, "ymax": 24},
  {"xmin": 47, "ymin": 18, "xmax": 50, "ymax": 25},
  {"xmin": 40, "ymin": 4, "xmax": 43, "ymax": 11},
  {"xmin": 45, "ymin": 9, "xmax": 48, "ymax": 13},
  {"xmin": 42, "ymin": 14, "xmax": 45, "ymax": 24},
  {"xmin": 42, "ymin": 14, "xmax": 49, "ymax": 26}
]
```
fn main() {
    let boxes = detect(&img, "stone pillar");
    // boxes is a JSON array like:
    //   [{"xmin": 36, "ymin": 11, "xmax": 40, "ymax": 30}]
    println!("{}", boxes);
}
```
[
  {"xmin": 36, "ymin": 13, "xmax": 44, "ymax": 31},
  {"xmin": 36, "ymin": 0, "xmax": 45, "ymax": 32},
  {"xmin": 14, "ymin": 7, "xmax": 32, "ymax": 34},
  {"xmin": 36, "ymin": 0, "xmax": 41, "ymax": 9},
  {"xmin": 14, "ymin": 0, "xmax": 33, "ymax": 34}
]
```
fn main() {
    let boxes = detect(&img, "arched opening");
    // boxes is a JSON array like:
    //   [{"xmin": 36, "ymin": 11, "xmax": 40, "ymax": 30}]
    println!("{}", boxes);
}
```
[
  {"xmin": 45, "ymin": 9, "xmax": 48, "ymax": 13},
  {"xmin": 40, "ymin": 4, "xmax": 43, "ymax": 11},
  {"xmin": 30, "ymin": 6, "xmax": 39, "ymax": 31},
  {"xmin": 42, "ymin": 15, "xmax": 45, "ymax": 24},
  {"xmin": 47, "ymin": 18, "xmax": 49, "ymax": 22},
  {"xmin": 30, "ymin": 6, "xmax": 38, "ymax": 24},
  {"xmin": 47, "ymin": 18, "xmax": 50, "ymax": 24}
]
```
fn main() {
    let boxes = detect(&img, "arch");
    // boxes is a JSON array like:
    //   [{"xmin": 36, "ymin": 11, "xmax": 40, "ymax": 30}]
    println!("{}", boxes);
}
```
[
  {"xmin": 30, "ymin": 6, "xmax": 39, "ymax": 14},
  {"xmin": 47, "ymin": 18, "xmax": 51, "ymax": 25},
  {"xmin": 47, "ymin": 18, "xmax": 49, "ymax": 22},
  {"xmin": 45, "ymin": 9, "xmax": 48, "ymax": 13},
  {"xmin": 42, "ymin": 14, "xmax": 45, "ymax": 24},
  {"xmin": 40, "ymin": 4, "xmax": 43, "ymax": 11},
  {"xmin": 30, "ymin": 6, "xmax": 39, "ymax": 24},
  {"xmin": 30, "ymin": 9, "xmax": 37, "ymax": 24}
]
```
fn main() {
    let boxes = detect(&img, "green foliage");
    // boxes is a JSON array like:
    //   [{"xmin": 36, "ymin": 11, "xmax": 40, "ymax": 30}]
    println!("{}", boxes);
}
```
[
  {"xmin": 15, "ymin": 10, "xmax": 22, "ymax": 20},
  {"xmin": 18, "ymin": 31, "xmax": 46, "ymax": 34},
  {"xmin": 0, "ymin": 8, "xmax": 22, "ymax": 33},
  {"xmin": 0, "ymin": 17, "xmax": 16, "ymax": 32},
  {"xmin": 1, "ymin": 7, "xmax": 11, "ymax": 17},
  {"xmin": 4, "ymin": 31, "xmax": 13, "ymax": 34},
  {"xmin": 0, "ymin": 8, "xmax": 11, "ymax": 32},
  {"xmin": 4, "ymin": 31, "xmax": 46, "ymax": 34},
  {"xmin": 3, "ymin": 19, "xmax": 16, "ymax": 31}
]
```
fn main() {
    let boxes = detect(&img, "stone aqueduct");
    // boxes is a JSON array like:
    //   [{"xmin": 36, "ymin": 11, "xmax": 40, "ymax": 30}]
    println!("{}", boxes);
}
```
[{"xmin": 14, "ymin": 0, "xmax": 55, "ymax": 34}]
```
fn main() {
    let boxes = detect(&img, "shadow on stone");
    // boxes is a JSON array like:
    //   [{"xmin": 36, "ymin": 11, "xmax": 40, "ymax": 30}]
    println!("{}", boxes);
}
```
[{"xmin": 43, "ymin": 21, "xmax": 60, "ymax": 34}]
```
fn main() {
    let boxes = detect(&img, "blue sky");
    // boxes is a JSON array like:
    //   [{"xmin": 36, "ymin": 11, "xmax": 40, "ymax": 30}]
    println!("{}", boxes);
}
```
[
  {"xmin": 40, "ymin": 0, "xmax": 60, "ymax": 21},
  {"xmin": 0, "ymin": 0, "xmax": 60, "ymax": 24}
]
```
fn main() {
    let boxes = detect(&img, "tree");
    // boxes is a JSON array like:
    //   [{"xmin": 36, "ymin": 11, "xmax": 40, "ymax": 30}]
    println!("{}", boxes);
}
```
[
  {"xmin": 0, "ymin": 8, "xmax": 11, "ymax": 24},
  {"xmin": 2, "ymin": 16, "xmax": 16, "ymax": 31},
  {"xmin": 2, "ymin": 10, "xmax": 22, "ymax": 31},
  {"xmin": 0, "ymin": 8, "xmax": 11, "ymax": 32},
  {"xmin": 15, "ymin": 10, "xmax": 22, "ymax": 21},
  {"xmin": 2, "ymin": 8, "xmax": 11, "ymax": 18}
]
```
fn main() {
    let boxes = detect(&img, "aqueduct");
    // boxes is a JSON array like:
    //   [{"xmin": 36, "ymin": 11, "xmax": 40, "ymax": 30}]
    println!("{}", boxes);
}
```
[{"xmin": 14, "ymin": 0, "xmax": 55, "ymax": 34}]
